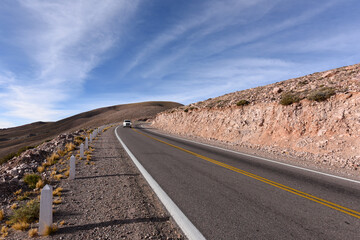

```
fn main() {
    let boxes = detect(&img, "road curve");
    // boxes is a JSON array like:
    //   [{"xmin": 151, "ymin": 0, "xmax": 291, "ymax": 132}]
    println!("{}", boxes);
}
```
[{"xmin": 116, "ymin": 124, "xmax": 360, "ymax": 240}]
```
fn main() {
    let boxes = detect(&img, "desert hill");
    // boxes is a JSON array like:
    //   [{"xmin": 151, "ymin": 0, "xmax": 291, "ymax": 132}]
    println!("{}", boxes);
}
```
[
  {"xmin": 153, "ymin": 63, "xmax": 360, "ymax": 173},
  {"xmin": 0, "ymin": 101, "xmax": 182, "ymax": 160}
]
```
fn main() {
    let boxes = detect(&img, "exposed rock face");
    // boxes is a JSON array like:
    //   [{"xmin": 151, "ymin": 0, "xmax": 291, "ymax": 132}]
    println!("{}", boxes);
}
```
[{"xmin": 152, "ymin": 63, "xmax": 360, "ymax": 171}]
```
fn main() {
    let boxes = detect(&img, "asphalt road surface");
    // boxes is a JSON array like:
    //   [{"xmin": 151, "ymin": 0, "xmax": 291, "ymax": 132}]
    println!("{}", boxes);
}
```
[{"xmin": 116, "ymin": 125, "xmax": 360, "ymax": 240}]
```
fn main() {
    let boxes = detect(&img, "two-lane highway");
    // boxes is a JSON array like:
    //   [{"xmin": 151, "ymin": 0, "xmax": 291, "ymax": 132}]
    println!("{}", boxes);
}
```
[{"xmin": 116, "ymin": 125, "xmax": 360, "ymax": 239}]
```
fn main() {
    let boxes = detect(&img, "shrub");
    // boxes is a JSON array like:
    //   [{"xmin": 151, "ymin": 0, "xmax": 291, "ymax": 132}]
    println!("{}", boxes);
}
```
[
  {"xmin": 23, "ymin": 174, "xmax": 41, "ymax": 189},
  {"xmin": 236, "ymin": 100, "xmax": 250, "ymax": 106},
  {"xmin": 9, "ymin": 200, "xmax": 39, "ymax": 224},
  {"xmin": 184, "ymin": 108, "xmax": 189, "ymax": 112},
  {"xmin": 280, "ymin": 93, "xmax": 300, "ymax": 105},
  {"xmin": 307, "ymin": 87, "xmax": 335, "ymax": 102}
]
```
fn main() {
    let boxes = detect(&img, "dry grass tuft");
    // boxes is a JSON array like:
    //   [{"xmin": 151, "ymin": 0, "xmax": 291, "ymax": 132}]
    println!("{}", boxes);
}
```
[
  {"xmin": 17, "ymin": 192, "xmax": 31, "ymax": 201},
  {"xmin": 86, "ymin": 155, "xmax": 92, "ymax": 161},
  {"xmin": 90, "ymin": 162, "xmax": 95, "ymax": 165},
  {"xmin": 53, "ymin": 198, "xmax": 62, "ymax": 205},
  {"xmin": 10, "ymin": 203, "xmax": 18, "ymax": 210},
  {"xmin": 45, "ymin": 153, "xmax": 60, "ymax": 167},
  {"xmin": 28, "ymin": 228, "xmax": 38, "ymax": 237},
  {"xmin": 36, "ymin": 179, "xmax": 45, "ymax": 189},
  {"xmin": 12, "ymin": 221, "xmax": 30, "ymax": 231},
  {"xmin": 59, "ymin": 220, "xmax": 65, "ymax": 226},
  {"xmin": 65, "ymin": 142, "xmax": 76, "ymax": 152},
  {"xmin": 0, "ymin": 209, "xmax": 4, "ymax": 221},
  {"xmin": 43, "ymin": 224, "xmax": 58, "ymax": 236},
  {"xmin": 14, "ymin": 189, "xmax": 22, "ymax": 195},
  {"xmin": 57, "ymin": 149, "xmax": 66, "ymax": 157},
  {"xmin": 37, "ymin": 166, "xmax": 45, "ymax": 173},
  {"xmin": 53, "ymin": 187, "xmax": 63, "ymax": 197},
  {"xmin": 1, "ymin": 226, "xmax": 8, "ymax": 237},
  {"xmin": 53, "ymin": 174, "xmax": 64, "ymax": 180},
  {"xmin": 64, "ymin": 170, "xmax": 70, "ymax": 177}
]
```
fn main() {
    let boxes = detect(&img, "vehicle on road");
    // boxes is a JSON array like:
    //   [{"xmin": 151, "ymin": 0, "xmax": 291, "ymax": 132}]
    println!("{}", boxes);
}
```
[{"xmin": 123, "ymin": 120, "xmax": 132, "ymax": 128}]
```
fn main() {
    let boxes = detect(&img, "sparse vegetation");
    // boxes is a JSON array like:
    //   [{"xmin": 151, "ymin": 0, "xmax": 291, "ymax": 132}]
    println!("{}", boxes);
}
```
[
  {"xmin": 74, "ymin": 136, "xmax": 85, "ymax": 145},
  {"xmin": 53, "ymin": 198, "xmax": 62, "ymax": 205},
  {"xmin": 12, "ymin": 221, "xmax": 30, "ymax": 231},
  {"xmin": 28, "ymin": 228, "xmax": 38, "ymax": 237},
  {"xmin": 307, "ymin": 87, "xmax": 335, "ymax": 102},
  {"xmin": 36, "ymin": 179, "xmax": 45, "ymax": 189},
  {"xmin": 1, "ymin": 226, "xmax": 9, "ymax": 238},
  {"xmin": 0, "ymin": 146, "xmax": 35, "ymax": 165},
  {"xmin": 65, "ymin": 142, "xmax": 76, "ymax": 152},
  {"xmin": 44, "ymin": 152, "xmax": 60, "ymax": 167},
  {"xmin": 236, "ymin": 100, "xmax": 250, "ymax": 106},
  {"xmin": 11, "ymin": 203, "xmax": 18, "ymax": 210},
  {"xmin": 17, "ymin": 192, "xmax": 31, "ymax": 201},
  {"xmin": 280, "ymin": 92, "xmax": 300, "ymax": 105},
  {"xmin": 43, "ymin": 224, "xmax": 58, "ymax": 236},
  {"xmin": 184, "ymin": 108, "xmax": 189, "ymax": 112},
  {"xmin": 23, "ymin": 174, "xmax": 41, "ymax": 189},
  {"xmin": 53, "ymin": 187, "xmax": 63, "ymax": 197},
  {"xmin": 37, "ymin": 166, "xmax": 45, "ymax": 173},
  {"xmin": 9, "ymin": 200, "xmax": 39, "ymax": 225}
]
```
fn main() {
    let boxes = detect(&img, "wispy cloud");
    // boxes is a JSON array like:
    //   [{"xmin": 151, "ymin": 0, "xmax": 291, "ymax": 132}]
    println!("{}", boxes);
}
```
[{"xmin": 0, "ymin": 0, "xmax": 139, "ymax": 125}]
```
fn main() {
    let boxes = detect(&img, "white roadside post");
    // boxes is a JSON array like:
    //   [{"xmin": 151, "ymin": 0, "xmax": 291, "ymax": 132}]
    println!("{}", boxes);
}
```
[
  {"xmin": 39, "ymin": 184, "xmax": 53, "ymax": 235},
  {"xmin": 85, "ymin": 137, "xmax": 88, "ymax": 149},
  {"xmin": 80, "ymin": 143, "xmax": 84, "ymax": 159},
  {"xmin": 90, "ymin": 133, "xmax": 93, "ymax": 143},
  {"xmin": 69, "ymin": 155, "xmax": 76, "ymax": 180}
]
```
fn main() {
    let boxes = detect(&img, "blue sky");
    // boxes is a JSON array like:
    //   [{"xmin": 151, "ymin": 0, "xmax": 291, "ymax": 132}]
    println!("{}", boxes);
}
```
[{"xmin": 0, "ymin": 0, "xmax": 359, "ymax": 128}]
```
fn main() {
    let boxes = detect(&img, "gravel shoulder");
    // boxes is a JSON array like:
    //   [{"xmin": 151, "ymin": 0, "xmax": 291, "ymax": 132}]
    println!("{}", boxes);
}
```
[{"xmin": 52, "ymin": 126, "xmax": 185, "ymax": 239}]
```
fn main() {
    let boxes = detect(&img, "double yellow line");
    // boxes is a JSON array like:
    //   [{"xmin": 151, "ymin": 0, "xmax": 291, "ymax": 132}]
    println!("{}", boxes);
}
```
[{"xmin": 133, "ymin": 128, "xmax": 360, "ymax": 219}]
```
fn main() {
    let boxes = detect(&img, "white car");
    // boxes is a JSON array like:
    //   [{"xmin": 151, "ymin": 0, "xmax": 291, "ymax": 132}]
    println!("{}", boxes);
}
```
[{"xmin": 123, "ymin": 120, "xmax": 132, "ymax": 128}]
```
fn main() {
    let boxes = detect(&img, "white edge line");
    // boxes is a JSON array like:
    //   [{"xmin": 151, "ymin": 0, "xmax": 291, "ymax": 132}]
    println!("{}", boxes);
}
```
[
  {"xmin": 142, "ymin": 126, "xmax": 360, "ymax": 185},
  {"xmin": 114, "ymin": 126, "xmax": 206, "ymax": 240}
]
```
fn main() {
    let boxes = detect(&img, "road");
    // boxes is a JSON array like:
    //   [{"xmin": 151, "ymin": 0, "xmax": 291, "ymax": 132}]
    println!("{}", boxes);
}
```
[{"xmin": 116, "ymin": 125, "xmax": 360, "ymax": 239}]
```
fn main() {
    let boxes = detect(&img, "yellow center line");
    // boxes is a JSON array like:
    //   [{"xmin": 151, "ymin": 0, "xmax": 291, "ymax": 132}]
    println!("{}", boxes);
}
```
[{"xmin": 132, "ymin": 128, "xmax": 360, "ymax": 219}]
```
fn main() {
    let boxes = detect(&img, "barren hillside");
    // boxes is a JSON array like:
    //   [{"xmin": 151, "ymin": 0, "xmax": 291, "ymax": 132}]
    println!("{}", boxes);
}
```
[
  {"xmin": 153, "ymin": 63, "xmax": 360, "ymax": 173},
  {"xmin": 0, "ymin": 101, "xmax": 182, "ymax": 160}
]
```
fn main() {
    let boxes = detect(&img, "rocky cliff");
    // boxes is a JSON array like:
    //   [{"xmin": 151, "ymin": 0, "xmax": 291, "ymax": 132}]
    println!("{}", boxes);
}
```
[{"xmin": 152, "ymin": 63, "xmax": 360, "ymax": 171}]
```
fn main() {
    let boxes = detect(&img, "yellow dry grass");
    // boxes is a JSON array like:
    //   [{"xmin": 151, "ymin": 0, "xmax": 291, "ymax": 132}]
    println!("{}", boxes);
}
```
[
  {"xmin": 14, "ymin": 189, "xmax": 22, "ymax": 195},
  {"xmin": 53, "ymin": 198, "xmax": 62, "ymax": 205},
  {"xmin": 59, "ymin": 220, "xmax": 65, "ymax": 226},
  {"xmin": 52, "ymin": 187, "xmax": 63, "ymax": 197},
  {"xmin": 86, "ymin": 155, "xmax": 92, "ymax": 161},
  {"xmin": 12, "ymin": 221, "xmax": 29, "ymax": 231},
  {"xmin": 0, "ymin": 209, "xmax": 4, "ymax": 221},
  {"xmin": 37, "ymin": 166, "xmax": 45, "ymax": 173},
  {"xmin": 65, "ymin": 142, "xmax": 76, "ymax": 152},
  {"xmin": 28, "ymin": 228, "xmax": 38, "ymax": 237},
  {"xmin": 10, "ymin": 203, "xmax": 17, "ymax": 210},
  {"xmin": 57, "ymin": 149, "xmax": 66, "ymax": 157},
  {"xmin": 53, "ymin": 174, "xmax": 63, "ymax": 181},
  {"xmin": 64, "ymin": 170, "xmax": 70, "ymax": 177},
  {"xmin": 36, "ymin": 179, "xmax": 45, "ymax": 189},
  {"xmin": 1, "ymin": 226, "xmax": 8, "ymax": 237},
  {"xmin": 43, "ymin": 224, "xmax": 58, "ymax": 236}
]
